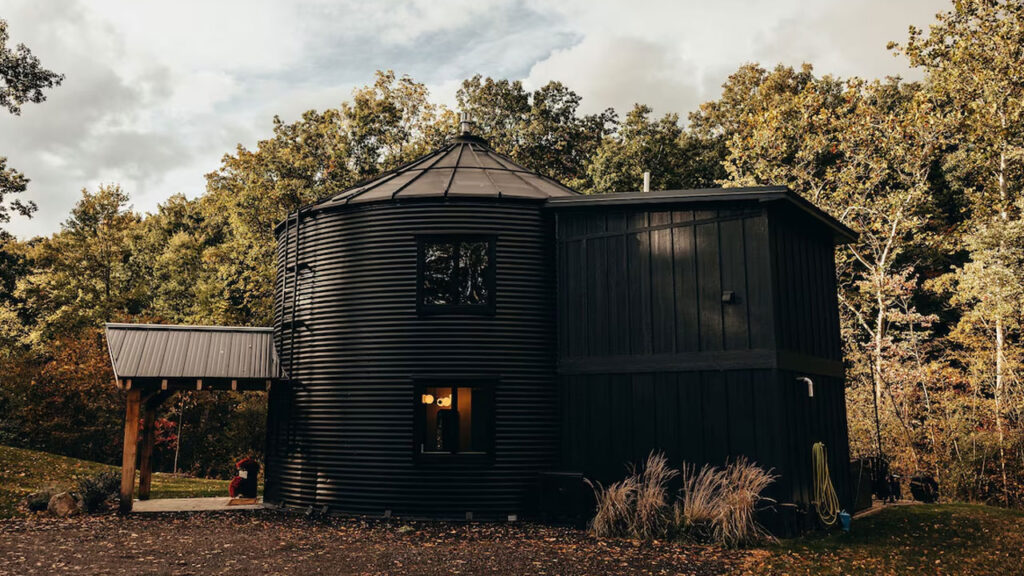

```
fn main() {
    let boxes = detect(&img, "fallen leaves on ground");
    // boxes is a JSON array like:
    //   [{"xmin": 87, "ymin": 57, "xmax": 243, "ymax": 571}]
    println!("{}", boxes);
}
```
[
  {"xmin": 1, "ymin": 503, "xmax": 1022, "ymax": 575},
  {"xmin": 0, "ymin": 511, "xmax": 742, "ymax": 576}
]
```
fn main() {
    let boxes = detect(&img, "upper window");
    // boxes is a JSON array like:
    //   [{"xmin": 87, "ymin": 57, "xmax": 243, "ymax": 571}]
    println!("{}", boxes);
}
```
[{"xmin": 417, "ymin": 236, "xmax": 495, "ymax": 314}]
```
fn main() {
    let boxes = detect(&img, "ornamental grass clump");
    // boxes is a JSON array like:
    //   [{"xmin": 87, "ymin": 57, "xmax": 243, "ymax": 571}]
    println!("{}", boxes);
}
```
[
  {"xmin": 588, "ymin": 452, "xmax": 677, "ymax": 539},
  {"xmin": 711, "ymin": 457, "xmax": 776, "ymax": 547},
  {"xmin": 588, "ymin": 452, "xmax": 776, "ymax": 547},
  {"xmin": 586, "ymin": 476, "xmax": 637, "ymax": 538},
  {"xmin": 675, "ymin": 462, "xmax": 722, "ymax": 542},
  {"xmin": 630, "ymin": 452, "xmax": 678, "ymax": 540}
]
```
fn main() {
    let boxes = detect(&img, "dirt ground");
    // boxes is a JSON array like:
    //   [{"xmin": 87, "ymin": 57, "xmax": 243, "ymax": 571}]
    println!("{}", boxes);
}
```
[{"xmin": 0, "ymin": 510, "xmax": 745, "ymax": 576}]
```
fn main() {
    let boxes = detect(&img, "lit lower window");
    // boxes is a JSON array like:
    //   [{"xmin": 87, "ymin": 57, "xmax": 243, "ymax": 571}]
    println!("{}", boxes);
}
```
[{"xmin": 417, "ymin": 382, "xmax": 492, "ymax": 455}]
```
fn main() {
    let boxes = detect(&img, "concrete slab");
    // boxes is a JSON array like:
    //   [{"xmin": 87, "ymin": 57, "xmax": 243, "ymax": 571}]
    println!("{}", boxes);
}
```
[{"xmin": 133, "ymin": 497, "xmax": 263, "ymax": 513}]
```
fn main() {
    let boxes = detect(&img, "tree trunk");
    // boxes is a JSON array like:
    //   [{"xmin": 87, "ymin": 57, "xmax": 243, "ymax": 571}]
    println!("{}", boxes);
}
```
[
  {"xmin": 994, "ymin": 147, "xmax": 1009, "ymax": 505},
  {"xmin": 995, "ymin": 316, "xmax": 1008, "ymax": 505},
  {"xmin": 872, "ymin": 281, "xmax": 885, "ymax": 462}
]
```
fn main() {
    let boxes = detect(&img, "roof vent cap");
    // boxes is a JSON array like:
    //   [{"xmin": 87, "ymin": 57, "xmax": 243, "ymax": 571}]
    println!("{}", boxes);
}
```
[
  {"xmin": 454, "ymin": 112, "xmax": 486, "ymax": 145},
  {"xmin": 460, "ymin": 112, "xmax": 473, "ymax": 134}
]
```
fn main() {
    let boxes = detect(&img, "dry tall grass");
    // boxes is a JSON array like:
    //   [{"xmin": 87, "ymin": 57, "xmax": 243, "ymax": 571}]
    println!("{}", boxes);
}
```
[
  {"xmin": 586, "ymin": 477, "xmax": 636, "ymax": 538},
  {"xmin": 676, "ymin": 462, "xmax": 721, "ymax": 542},
  {"xmin": 588, "ymin": 452, "xmax": 776, "ymax": 547},
  {"xmin": 587, "ymin": 452, "xmax": 677, "ymax": 539},
  {"xmin": 712, "ymin": 457, "xmax": 776, "ymax": 547},
  {"xmin": 630, "ymin": 453, "xmax": 678, "ymax": 540}
]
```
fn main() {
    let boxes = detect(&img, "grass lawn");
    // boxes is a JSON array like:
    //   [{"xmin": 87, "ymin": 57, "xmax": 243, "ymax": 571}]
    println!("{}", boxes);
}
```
[
  {"xmin": 0, "ymin": 444, "xmax": 230, "ymax": 517},
  {"xmin": 743, "ymin": 502, "xmax": 1024, "ymax": 575}
]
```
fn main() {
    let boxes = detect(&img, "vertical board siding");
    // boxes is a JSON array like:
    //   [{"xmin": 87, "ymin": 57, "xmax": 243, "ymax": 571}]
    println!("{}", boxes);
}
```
[
  {"xmin": 673, "ymin": 215, "xmax": 701, "ymax": 352},
  {"xmin": 558, "ymin": 206, "xmax": 768, "ymax": 360},
  {"xmin": 770, "ymin": 209, "xmax": 843, "ymax": 361},
  {"xmin": 555, "ymin": 202, "xmax": 851, "ymax": 515},
  {"xmin": 696, "ymin": 217, "xmax": 724, "ymax": 352}
]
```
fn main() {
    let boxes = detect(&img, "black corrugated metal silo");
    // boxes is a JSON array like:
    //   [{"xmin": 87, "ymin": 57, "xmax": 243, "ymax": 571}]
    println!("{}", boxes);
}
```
[{"xmin": 265, "ymin": 132, "xmax": 575, "ymax": 518}]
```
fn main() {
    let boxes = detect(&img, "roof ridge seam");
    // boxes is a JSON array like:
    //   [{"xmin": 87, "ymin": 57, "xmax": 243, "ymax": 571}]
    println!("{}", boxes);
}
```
[{"xmin": 465, "ymin": 143, "xmax": 502, "ymax": 198}]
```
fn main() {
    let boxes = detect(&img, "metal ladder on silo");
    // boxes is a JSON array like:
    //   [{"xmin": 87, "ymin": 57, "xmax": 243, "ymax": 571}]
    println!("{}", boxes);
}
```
[{"xmin": 281, "ymin": 210, "xmax": 307, "ymax": 379}]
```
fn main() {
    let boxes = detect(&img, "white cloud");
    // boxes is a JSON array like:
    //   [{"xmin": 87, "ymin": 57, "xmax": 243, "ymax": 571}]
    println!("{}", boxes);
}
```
[
  {"xmin": 523, "ymin": 0, "xmax": 944, "ymax": 120},
  {"xmin": 1, "ymin": 0, "xmax": 948, "ymax": 239}
]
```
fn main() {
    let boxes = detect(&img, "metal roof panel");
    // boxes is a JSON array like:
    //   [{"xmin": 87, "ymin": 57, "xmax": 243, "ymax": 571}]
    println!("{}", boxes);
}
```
[{"xmin": 104, "ymin": 324, "xmax": 280, "ymax": 381}]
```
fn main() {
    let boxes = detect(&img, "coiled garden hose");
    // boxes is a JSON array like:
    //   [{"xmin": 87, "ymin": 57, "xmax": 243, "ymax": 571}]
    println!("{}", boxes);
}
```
[{"xmin": 812, "ymin": 442, "xmax": 840, "ymax": 526}]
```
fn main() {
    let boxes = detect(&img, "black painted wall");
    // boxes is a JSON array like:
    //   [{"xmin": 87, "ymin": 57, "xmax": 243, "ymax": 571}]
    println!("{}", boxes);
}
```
[
  {"xmin": 553, "ymin": 200, "xmax": 850, "ymax": 512},
  {"xmin": 266, "ymin": 199, "xmax": 558, "ymax": 519}
]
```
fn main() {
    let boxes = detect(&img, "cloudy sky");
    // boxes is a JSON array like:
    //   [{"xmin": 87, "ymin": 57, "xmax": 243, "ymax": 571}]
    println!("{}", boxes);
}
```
[{"xmin": 2, "ymin": 0, "xmax": 946, "ymax": 238}]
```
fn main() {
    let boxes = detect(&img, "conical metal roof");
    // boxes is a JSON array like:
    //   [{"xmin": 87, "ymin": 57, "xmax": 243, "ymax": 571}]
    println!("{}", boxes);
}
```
[{"xmin": 314, "ymin": 134, "xmax": 578, "ymax": 208}]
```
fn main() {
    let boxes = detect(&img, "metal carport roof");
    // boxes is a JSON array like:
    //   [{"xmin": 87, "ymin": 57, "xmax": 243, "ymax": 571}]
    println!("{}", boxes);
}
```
[{"xmin": 104, "ymin": 323, "xmax": 280, "ymax": 390}]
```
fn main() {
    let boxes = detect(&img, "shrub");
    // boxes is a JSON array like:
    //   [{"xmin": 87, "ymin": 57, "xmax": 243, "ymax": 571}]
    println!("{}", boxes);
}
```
[
  {"xmin": 24, "ymin": 490, "xmax": 53, "ymax": 512},
  {"xmin": 76, "ymin": 470, "xmax": 120, "ymax": 513}
]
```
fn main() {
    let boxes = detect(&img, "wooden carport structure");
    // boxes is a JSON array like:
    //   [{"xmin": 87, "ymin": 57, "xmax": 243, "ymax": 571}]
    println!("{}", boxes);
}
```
[{"xmin": 104, "ymin": 323, "xmax": 281, "ymax": 513}]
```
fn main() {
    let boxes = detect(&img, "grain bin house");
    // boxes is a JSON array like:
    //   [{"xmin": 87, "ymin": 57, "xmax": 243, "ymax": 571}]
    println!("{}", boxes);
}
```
[{"xmin": 106, "ymin": 126, "xmax": 855, "ymax": 526}]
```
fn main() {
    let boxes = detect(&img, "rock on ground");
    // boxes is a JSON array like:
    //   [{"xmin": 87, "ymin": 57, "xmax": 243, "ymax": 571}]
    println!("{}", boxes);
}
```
[{"xmin": 45, "ymin": 492, "xmax": 80, "ymax": 518}]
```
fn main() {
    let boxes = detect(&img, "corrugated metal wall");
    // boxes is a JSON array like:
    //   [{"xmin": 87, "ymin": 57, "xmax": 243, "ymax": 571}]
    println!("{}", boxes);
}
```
[{"xmin": 266, "ymin": 199, "xmax": 558, "ymax": 518}]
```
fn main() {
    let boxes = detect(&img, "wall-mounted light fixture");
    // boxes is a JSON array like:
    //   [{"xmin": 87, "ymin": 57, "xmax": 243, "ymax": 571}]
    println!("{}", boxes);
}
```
[{"xmin": 421, "ymin": 394, "xmax": 435, "ymax": 405}]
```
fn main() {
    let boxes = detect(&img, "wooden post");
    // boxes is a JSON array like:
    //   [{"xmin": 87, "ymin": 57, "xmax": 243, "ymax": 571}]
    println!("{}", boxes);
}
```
[
  {"xmin": 119, "ymin": 388, "xmax": 141, "ymax": 513},
  {"xmin": 138, "ymin": 402, "xmax": 157, "ymax": 500}
]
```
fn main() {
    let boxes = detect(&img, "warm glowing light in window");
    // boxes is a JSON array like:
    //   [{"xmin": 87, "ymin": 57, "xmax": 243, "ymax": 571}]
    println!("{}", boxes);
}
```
[{"xmin": 421, "ymin": 394, "xmax": 435, "ymax": 405}]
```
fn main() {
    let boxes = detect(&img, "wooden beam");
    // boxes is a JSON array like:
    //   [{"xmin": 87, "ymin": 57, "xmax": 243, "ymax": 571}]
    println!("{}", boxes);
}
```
[
  {"xmin": 161, "ymin": 379, "xmax": 168, "ymax": 391},
  {"xmin": 138, "ymin": 403, "xmax": 157, "ymax": 500},
  {"xmin": 266, "ymin": 379, "xmax": 272, "ymax": 391},
  {"xmin": 231, "ymin": 379, "xmax": 238, "ymax": 391},
  {"xmin": 196, "ymin": 379, "xmax": 203, "ymax": 391},
  {"xmin": 119, "ymin": 388, "xmax": 141, "ymax": 514},
  {"xmin": 125, "ymin": 378, "xmax": 132, "ymax": 390}
]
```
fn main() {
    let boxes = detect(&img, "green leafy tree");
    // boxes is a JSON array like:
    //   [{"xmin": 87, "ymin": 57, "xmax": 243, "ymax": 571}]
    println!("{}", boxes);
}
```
[
  {"xmin": 345, "ymin": 70, "xmax": 454, "ymax": 177},
  {"xmin": 588, "ymin": 104, "xmax": 703, "ymax": 193},
  {"xmin": 15, "ymin": 185, "xmax": 146, "ymax": 347},
  {"xmin": 0, "ymin": 19, "xmax": 63, "ymax": 114},
  {"xmin": 457, "ymin": 75, "xmax": 614, "ymax": 188},
  {"xmin": 138, "ymin": 194, "xmax": 207, "ymax": 323},
  {"xmin": 456, "ymin": 76, "xmax": 531, "ymax": 152},
  {"xmin": 0, "ymin": 19, "xmax": 64, "ymax": 232}
]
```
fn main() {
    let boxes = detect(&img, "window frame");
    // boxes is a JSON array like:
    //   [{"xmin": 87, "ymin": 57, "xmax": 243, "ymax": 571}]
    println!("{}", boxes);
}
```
[
  {"xmin": 416, "ymin": 234, "xmax": 497, "ymax": 316},
  {"xmin": 412, "ymin": 376, "xmax": 496, "ymax": 466}
]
